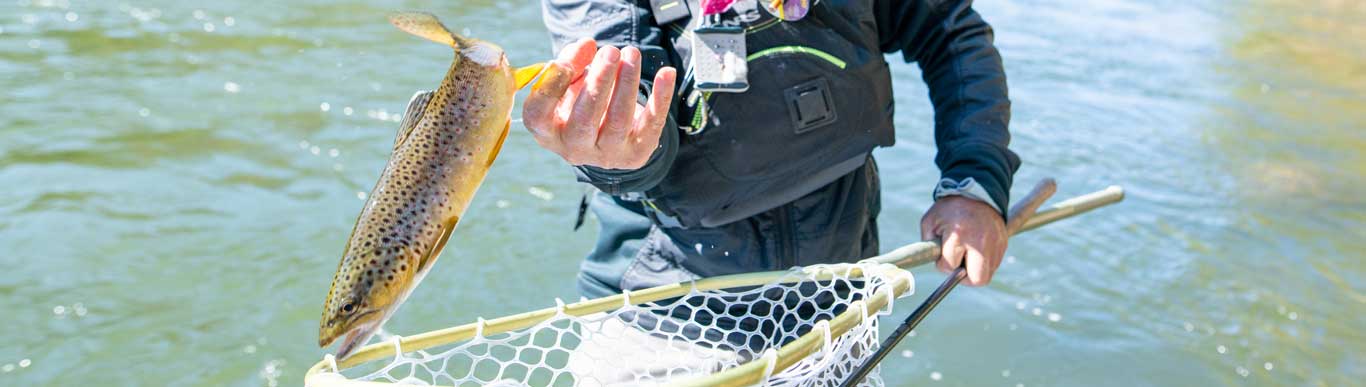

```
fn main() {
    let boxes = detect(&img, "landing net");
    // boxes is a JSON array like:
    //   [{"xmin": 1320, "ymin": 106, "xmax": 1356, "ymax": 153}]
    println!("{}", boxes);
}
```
[
  {"xmin": 307, "ymin": 183, "xmax": 1124, "ymax": 387},
  {"xmin": 306, "ymin": 262, "xmax": 914, "ymax": 387}
]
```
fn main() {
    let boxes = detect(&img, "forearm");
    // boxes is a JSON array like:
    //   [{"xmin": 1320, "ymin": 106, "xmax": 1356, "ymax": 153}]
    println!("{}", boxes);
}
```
[{"xmin": 878, "ymin": 0, "xmax": 1020, "ymax": 215}]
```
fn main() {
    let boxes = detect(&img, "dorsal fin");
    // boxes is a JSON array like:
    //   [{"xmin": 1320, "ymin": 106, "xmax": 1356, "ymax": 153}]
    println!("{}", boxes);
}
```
[
  {"xmin": 394, "ymin": 90, "xmax": 434, "ymax": 151},
  {"xmin": 388, "ymin": 12, "xmax": 459, "ymax": 48}
]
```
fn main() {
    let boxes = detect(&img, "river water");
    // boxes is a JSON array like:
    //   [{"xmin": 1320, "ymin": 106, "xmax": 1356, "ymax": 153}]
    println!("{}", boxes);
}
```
[{"xmin": 1, "ymin": 0, "xmax": 1361, "ymax": 385}]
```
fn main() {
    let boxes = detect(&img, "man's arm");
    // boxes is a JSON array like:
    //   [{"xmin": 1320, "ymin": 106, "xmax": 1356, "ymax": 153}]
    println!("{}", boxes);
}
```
[
  {"xmin": 876, "ymin": 0, "xmax": 1021, "ymax": 286},
  {"xmin": 876, "ymin": 0, "xmax": 1020, "ymax": 213},
  {"xmin": 529, "ymin": 0, "xmax": 681, "ymax": 195}
]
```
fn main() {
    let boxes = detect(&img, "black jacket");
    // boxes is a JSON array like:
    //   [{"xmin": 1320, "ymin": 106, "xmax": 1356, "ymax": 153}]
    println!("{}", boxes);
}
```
[
  {"xmin": 544, "ymin": 0, "xmax": 1019, "ymax": 216},
  {"xmin": 543, "ymin": 0, "xmax": 1020, "ymax": 298}
]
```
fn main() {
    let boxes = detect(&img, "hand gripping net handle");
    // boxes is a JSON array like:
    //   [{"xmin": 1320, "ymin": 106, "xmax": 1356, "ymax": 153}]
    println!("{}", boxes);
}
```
[
  {"xmin": 305, "ymin": 181, "xmax": 1124, "ymax": 386},
  {"xmin": 866, "ymin": 183, "xmax": 1124, "ymax": 268}
]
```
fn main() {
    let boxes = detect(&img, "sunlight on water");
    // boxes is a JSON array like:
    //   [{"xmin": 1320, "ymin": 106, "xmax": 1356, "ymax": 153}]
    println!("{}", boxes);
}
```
[{"xmin": 0, "ymin": 0, "xmax": 1359, "ymax": 385}]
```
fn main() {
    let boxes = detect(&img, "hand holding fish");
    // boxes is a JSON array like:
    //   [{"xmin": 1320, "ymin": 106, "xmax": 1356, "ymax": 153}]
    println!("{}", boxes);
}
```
[{"xmin": 521, "ymin": 38, "xmax": 678, "ymax": 170}]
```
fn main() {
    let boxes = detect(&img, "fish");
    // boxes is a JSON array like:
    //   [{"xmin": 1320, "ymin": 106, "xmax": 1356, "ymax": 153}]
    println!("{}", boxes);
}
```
[{"xmin": 318, "ymin": 11, "xmax": 546, "ymax": 360}]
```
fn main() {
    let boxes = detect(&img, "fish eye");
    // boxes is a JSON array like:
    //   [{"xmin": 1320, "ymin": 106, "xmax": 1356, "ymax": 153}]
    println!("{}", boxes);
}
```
[{"xmin": 342, "ymin": 302, "xmax": 356, "ymax": 314}]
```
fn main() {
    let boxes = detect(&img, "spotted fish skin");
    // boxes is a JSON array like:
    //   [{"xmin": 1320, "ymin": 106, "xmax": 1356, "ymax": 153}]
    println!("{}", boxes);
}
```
[{"xmin": 318, "ymin": 11, "xmax": 540, "ymax": 360}]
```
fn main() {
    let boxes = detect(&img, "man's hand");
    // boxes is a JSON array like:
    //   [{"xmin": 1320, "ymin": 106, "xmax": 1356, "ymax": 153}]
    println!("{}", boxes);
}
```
[
  {"xmin": 521, "ymin": 38, "xmax": 678, "ymax": 170},
  {"xmin": 920, "ymin": 196, "xmax": 1008, "ymax": 286}
]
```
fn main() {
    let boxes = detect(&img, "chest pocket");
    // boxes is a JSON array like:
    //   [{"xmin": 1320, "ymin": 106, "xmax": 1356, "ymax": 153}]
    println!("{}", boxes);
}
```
[
  {"xmin": 643, "ymin": 1, "xmax": 894, "ymax": 227},
  {"xmin": 683, "ymin": 19, "xmax": 891, "ymax": 182}
]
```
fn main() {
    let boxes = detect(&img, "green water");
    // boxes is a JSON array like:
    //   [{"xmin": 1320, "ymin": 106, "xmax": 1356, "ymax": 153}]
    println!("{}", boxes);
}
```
[{"xmin": 1, "ymin": 0, "xmax": 1361, "ymax": 385}]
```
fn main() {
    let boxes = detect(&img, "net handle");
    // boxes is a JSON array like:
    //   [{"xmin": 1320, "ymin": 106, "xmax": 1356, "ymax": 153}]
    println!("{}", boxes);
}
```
[{"xmin": 865, "ymin": 182, "xmax": 1124, "ymax": 269}]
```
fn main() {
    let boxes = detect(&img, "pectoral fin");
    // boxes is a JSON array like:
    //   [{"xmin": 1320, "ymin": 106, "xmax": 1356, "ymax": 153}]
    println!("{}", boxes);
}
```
[
  {"xmin": 388, "ymin": 12, "xmax": 459, "ymax": 48},
  {"xmin": 394, "ymin": 90, "xmax": 434, "ymax": 151},
  {"xmin": 487, "ymin": 121, "xmax": 510, "ymax": 168},
  {"xmin": 418, "ymin": 215, "xmax": 459, "ymax": 276},
  {"xmin": 514, "ymin": 63, "xmax": 548, "ymax": 90}
]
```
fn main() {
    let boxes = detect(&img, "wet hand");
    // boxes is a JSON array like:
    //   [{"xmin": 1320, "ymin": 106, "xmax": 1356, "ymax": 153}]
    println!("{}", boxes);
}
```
[
  {"xmin": 920, "ymin": 196, "xmax": 1008, "ymax": 286},
  {"xmin": 521, "ymin": 38, "xmax": 678, "ymax": 170}
]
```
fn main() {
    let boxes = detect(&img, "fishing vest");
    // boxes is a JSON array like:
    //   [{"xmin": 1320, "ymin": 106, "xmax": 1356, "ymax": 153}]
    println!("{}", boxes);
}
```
[{"xmin": 644, "ymin": 0, "xmax": 895, "ymax": 228}]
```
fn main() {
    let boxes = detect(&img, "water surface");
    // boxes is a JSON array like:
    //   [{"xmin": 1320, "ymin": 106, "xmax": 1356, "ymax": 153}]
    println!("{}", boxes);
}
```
[{"xmin": 0, "ymin": 0, "xmax": 1361, "ymax": 385}]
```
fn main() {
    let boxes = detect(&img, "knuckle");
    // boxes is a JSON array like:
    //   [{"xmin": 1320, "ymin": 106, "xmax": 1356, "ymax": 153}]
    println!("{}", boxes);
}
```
[{"xmin": 571, "ymin": 138, "xmax": 596, "ymax": 153}]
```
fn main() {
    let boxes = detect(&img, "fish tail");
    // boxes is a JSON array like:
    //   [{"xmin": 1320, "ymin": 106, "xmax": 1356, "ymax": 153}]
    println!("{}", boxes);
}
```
[
  {"xmin": 388, "ymin": 11, "xmax": 465, "ymax": 48},
  {"xmin": 514, "ymin": 63, "xmax": 548, "ymax": 90}
]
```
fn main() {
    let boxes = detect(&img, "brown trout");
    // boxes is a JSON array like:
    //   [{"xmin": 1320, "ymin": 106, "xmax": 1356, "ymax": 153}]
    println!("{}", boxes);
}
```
[{"xmin": 318, "ymin": 11, "xmax": 545, "ymax": 360}]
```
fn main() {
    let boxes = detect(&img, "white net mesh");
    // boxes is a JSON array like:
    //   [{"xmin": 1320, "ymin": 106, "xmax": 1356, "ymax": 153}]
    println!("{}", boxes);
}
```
[{"xmin": 320, "ymin": 263, "xmax": 913, "ymax": 387}]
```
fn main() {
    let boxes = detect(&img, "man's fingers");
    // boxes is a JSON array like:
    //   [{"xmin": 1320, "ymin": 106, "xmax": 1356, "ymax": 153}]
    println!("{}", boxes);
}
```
[
  {"xmin": 935, "ymin": 255, "xmax": 953, "ymax": 273},
  {"xmin": 623, "ymin": 67, "xmax": 675, "ymax": 167},
  {"xmin": 597, "ymin": 46, "xmax": 643, "ymax": 152},
  {"xmin": 937, "ymin": 230, "xmax": 965, "ymax": 274},
  {"xmin": 522, "ymin": 63, "xmax": 575, "ymax": 136},
  {"xmin": 557, "ymin": 38, "xmax": 597, "ymax": 77},
  {"xmin": 632, "ymin": 67, "xmax": 676, "ymax": 140},
  {"xmin": 963, "ymin": 247, "xmax": 991, "ymax": 286},
  {"xmin": 563, "ymin": 46, "xmax": 622, "ymax": 158}
]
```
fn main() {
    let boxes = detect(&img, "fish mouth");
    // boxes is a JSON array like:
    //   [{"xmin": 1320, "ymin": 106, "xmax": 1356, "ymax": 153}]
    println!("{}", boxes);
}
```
[{"xmin": 335, "ymin": 319, "xmax": 381, "ymax": 360}]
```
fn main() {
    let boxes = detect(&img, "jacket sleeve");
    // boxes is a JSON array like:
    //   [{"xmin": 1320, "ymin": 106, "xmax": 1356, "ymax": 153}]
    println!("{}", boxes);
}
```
[
  {"xmin": 875, "ymin": 0, "xmax": 1021, "ymax": 216},
  {"xmin": 542, "ymin": 0, "xmax": 679, "ymax": 195}
]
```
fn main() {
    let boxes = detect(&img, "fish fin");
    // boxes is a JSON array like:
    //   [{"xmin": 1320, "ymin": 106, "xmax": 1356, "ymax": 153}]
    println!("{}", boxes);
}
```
[
  {"xmin": 487, "ymin": 121, "xmax": 510, "ymax": 168},
  {"xmin": 394, "ymin": 90, "xmax": 434, "ymax": 151},
  {"xmin": 418, "ymin": 215, "xmax": 459, "ymax": 275},
  {"xmin": 513, "ymin": 63, "xmax": 548, "ymax": 90},
  {"xmin": 388, "ymin": 12, "xmax": 459, "ymax": 48}
]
